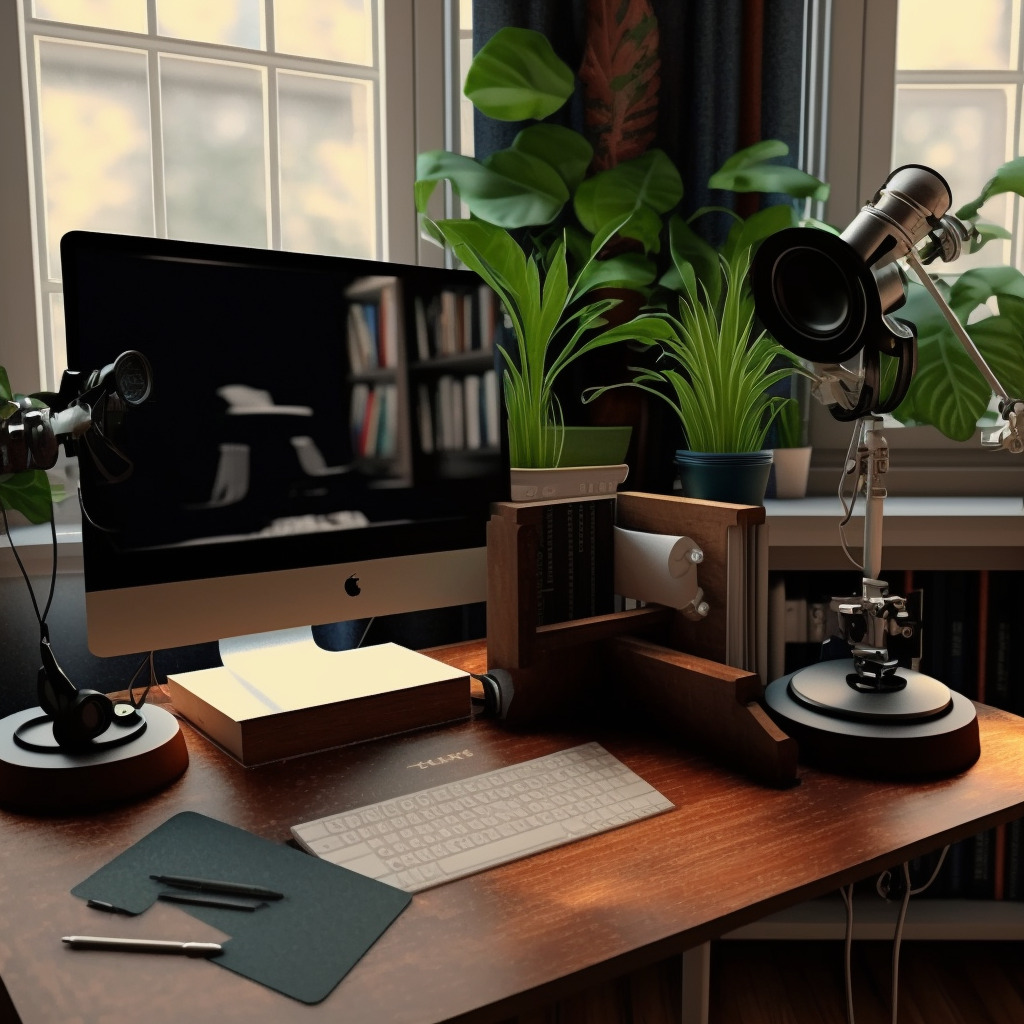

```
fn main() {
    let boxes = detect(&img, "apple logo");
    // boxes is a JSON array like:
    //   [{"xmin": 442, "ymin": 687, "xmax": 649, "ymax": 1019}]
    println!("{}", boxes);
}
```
[{"xmin": 344, "ymin": 574, "xmax": 361, "ymax": 597}]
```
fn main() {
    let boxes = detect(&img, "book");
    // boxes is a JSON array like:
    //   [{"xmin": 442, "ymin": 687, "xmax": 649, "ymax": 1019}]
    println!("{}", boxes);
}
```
[
  {"xmin": 534, "ymin": 498, "xmax": 614, "ymax": 626},
  {"xmin": 451, "ymin": 378, "xmax": 465, "ymax": 448},
  {"xmin": 464, "ymin": 374, "xmax": 481, "ymax": 450},
  {"xmin": 417, "ymin": 383, "xmax": 434, "ymax": 454},
  {"xmin": 437, "ymin": 375, "xmax": 454, "ymax": 449},
  {"xmin": 482, "ymin": 369, "xmax": 499, "ymax": 448},
  {"xmin": 167, "ymin": 643, "xmax": 471, "ymax": 766},
  {"xmin": 414, "ymin": 295, "xmax": 430, "ymax": 361}
]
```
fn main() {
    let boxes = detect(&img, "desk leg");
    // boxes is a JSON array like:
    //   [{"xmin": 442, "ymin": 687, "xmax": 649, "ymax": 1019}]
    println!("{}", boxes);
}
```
[{"xmin": 681, "ymin": 942, "xmax": 710, "ymax": 1024}]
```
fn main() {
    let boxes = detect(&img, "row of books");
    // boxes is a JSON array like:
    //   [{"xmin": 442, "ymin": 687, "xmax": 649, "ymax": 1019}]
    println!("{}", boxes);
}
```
[
  {"xmin": 416, "ymin": 370, "xmax": 500, "ymax": 453},
  {"xmin": 413, "ymin": 287, "xmax": 497, "ymax": 361},
  {"xmin": 349, "ymin": 383, "xmax": 398, "ymax": 459},
  {"xmin": 778, "ymin": 568, "xmax": 1024, "ymax": 900},
  {"xmin": 535, "ymin": 499, "xmax": 616, "ymax": 625},
  {"xmin": 347, "ymin": 298, "xmax": 400, "ymax": 371}
]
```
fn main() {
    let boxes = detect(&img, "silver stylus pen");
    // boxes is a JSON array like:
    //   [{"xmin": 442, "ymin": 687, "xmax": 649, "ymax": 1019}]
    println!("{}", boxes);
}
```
[{"xmin": 62, "ymin": 935, "xmax": 223, "ymax": 957}]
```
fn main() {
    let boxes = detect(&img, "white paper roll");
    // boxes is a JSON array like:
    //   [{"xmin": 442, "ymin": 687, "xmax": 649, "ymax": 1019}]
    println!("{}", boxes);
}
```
[{"xmin": 613, "ymin": 526, "xmax": 707, "ymax": 617}]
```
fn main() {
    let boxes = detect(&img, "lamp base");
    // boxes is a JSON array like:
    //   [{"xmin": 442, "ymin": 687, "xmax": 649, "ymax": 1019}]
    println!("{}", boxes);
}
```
[
  {"xmin": 0, "ymin": 704, "xmax": 188, "ymax": 814},
  {"xmin": 764, "ymin": 660, "xmax": 980, "ymax": 779}
]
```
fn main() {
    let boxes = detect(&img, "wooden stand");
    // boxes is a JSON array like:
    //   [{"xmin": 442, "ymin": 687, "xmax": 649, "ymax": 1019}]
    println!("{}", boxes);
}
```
[{"xmin": 486, "ymin": 492, "xmax": 797, "ymax": 787}]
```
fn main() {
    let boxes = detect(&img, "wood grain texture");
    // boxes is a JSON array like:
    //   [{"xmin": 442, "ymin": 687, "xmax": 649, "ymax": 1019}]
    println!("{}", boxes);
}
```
[
  {"xmin": 609, "ymin": 636, "xmax": 797, "ymax": 787},
  {"xmin": 614, "ymin": 492, "xmax": 764, "ymax": 665},
  {"xmin": 3, "ymin": 641, "xmax": 1024, "ymax": 1024}
]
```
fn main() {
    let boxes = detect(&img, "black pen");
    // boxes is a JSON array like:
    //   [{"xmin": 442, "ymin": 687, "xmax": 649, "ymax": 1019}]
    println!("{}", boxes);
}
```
[{"xmin": 149, "ymin": 875, "xmax": 284, "ymax": 900}]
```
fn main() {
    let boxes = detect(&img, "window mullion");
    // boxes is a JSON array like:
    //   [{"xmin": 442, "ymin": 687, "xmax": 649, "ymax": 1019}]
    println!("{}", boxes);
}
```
[
  {"xmin": 148, "ymin": 48, "xmax": 167, "ymax": 239},
  {"xmin": 265, "ymin": 0, "xmax": 281, "ymax": 250}
]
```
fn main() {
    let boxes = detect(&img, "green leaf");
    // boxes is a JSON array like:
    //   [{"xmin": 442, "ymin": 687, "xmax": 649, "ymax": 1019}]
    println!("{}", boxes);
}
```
[
  {"xmin": 722, "ymin": 205, "xmax": 797, "ymax": 263},
  {"xmin": 665, "ymin": 214, "xmax": 721, "ymax": 307},
  {"xmin": 956, "ymin": 156, "xmax": 1024, "ymax": 220},
  {"xmin": 463, "ymin": 27, "xmax": 574, "ymax": 121},
  {"xmin": 967, "ymin": 220, "xmax": 1012, "ymax": 254},
  {"xmin": 948, "ymin": 266, "xmax": 1024, "ymax": 321},
  {"xmin": 0, "ymin": 470, "xmax": 53, "ymax": 524},
  {"xmin": 573, "ymin": 252, "xmax": 656, "ymax": 296},
  {"xmin": 511, "ymin": 124, "xmax": 593, "ymax": 194},
  {"xmin": 415, "ymin": 149, "xmax": 568, "ymax": 227},
  {"xmin": 710, "ymin": 140, "xmax": 829, "ymax": 201},
  {"xmin": 967, "ymin": 316, "xmax": 1024, "ymax": 399},
  {"xmin": 574, "ymin": 149, "xmax": 683, "ymax": 254},
  {"xmin": 0, "ymin": 367, "xmax": 11, "ymax": 403}
]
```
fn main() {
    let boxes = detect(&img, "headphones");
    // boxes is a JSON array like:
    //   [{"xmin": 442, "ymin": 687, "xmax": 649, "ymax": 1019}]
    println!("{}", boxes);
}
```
[{"xmin": 12, "ymin": 624, "xmax": 146, "ymax": 753}]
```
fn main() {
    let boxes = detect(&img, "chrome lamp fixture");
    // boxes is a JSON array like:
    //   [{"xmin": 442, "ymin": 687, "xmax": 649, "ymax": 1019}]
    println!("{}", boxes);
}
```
[{"xmin": 751, "ymin": 165, "xmax": 1023, "ymax": 778}]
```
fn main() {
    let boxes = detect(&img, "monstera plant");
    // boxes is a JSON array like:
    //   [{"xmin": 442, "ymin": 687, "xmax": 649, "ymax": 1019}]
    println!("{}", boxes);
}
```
[{"xmin": 878, "ymin": 157, "xmax": 1024, "ymax": 441}]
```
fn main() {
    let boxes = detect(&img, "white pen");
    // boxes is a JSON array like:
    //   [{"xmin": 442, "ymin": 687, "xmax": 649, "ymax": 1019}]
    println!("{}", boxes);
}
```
[{"xmin": 62, "ymin": 936, "xmax": 223, "ymax": 957}]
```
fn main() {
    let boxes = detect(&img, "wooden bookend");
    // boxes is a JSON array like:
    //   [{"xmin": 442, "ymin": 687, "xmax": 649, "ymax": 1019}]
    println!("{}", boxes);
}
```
[
  {"xmin": 486, "ymin": 498, "xmax": 669, "ymax": 724},
  {"xmin": 615, "ymin": 491, "xmax": 765, "ymax": 667},
  {"xmin": 610, "ymin": 635, "xmax": 797, "ymax": 787}
]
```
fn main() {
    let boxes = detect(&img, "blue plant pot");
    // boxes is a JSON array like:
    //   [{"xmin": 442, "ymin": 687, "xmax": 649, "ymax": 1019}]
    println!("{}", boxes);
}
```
[{"xmin": 674, "ymin": 450, "xmax": 774, "ymax": 506}]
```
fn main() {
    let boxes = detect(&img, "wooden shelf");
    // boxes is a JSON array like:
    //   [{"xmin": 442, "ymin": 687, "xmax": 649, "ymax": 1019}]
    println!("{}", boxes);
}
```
[
  {"xmin": 408, "ymin": 351, "xmax": 494, "ymax": 372},
  {"xmin": 347, "ymin": 367, "xmax": 397, "ymax": 383},
  {"xmin": 723, "ymin": 896, "xmax": 1024, "ymax": 941}
]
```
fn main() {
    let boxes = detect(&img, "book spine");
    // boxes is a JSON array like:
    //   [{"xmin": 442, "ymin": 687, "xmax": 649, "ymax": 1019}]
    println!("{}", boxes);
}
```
[
  {"xmin": 593, "ymin": 499, "xmax": 615, "ymax": 617},
  {"xmin": 537, "ymin": 506, "xmax": 556, "ymax": 626},
  {"xmin": 572, "ymin": 501, "xmax": 591, "ymax": 620}
]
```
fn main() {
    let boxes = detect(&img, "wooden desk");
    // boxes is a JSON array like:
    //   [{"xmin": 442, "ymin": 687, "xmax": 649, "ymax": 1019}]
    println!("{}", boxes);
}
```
[{"xmin": 3, "ymin": 640, "xmax": 1024, "ymax": 1024}]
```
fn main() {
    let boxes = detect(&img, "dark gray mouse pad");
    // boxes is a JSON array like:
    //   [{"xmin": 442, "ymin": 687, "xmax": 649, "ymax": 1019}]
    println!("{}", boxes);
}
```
[{"xmin": 71, "ymin": 811, "xmax": 411, "ymax": 1003}]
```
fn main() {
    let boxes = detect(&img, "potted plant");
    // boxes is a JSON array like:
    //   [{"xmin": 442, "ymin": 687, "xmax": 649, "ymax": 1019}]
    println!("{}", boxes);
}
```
[
  {"xmin": 584, "ymin": 239, "xmax": 809, "ymax": 504},
  {"xmin": 768, "ymin": 397, "xmax": 812, "ymax": 500},
  {"xmin": 422, "ymin": 216, "xmax": 674, "ymax": 498}
]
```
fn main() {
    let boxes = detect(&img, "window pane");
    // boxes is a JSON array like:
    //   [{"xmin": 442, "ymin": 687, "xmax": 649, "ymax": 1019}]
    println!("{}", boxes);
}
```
[
  {"xmin": 460, "ymin": 36, "xmax": 473, "ymax": 157},
  {"xmin": 278, "ymin": 72, "xmax": 375, "ymax": 258},
  {"xmin": 49, "ymin": 293, "xmax": 67, "ymax": 384},
  {"xmin": 37, "ymin": 40, "xmax": 154, "ymax": 281},
  {"xmin": 157, "ymin": 0, "xmax": 264, "ymax": 50},
  {"xmin": 894, "ymin": 85, "xmax": 1014, "ymax": 268},
  {"xmin": 459, "ymin": 0, "xmax": 472, "ymax": 27},
  {"xmin": 274, "ymin": 0, "xmax": 373, "ymax": 66},
  {"xmin": 33, "ymin": 0, "xmax": 147, "ymax": 33},
  {"xmin": 161, "ymin": 56, "xmax": 268, "ymax": 247},
  {"xmin": 897, "ymin": 0, "xmax": 1016, "ymax": 70}
]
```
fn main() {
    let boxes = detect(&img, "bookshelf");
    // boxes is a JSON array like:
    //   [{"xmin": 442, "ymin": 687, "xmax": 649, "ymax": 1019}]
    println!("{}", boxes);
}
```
[
  {"xmin": 761, "ymin": 494, "xmax": 1024, "ymax": 938},
  {"xmin": 405, "ymin": 284, "xmax": 500, "ymax": 474},
  {"xmin": 343, "ymin": 275, "xmax": 410, "ymax": 484}
]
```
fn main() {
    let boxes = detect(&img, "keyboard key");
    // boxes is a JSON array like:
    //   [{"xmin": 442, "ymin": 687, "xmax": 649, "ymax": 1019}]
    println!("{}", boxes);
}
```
[{"xmin": 438, "ymin": 823, "xmax": 569, "ymax": 875}]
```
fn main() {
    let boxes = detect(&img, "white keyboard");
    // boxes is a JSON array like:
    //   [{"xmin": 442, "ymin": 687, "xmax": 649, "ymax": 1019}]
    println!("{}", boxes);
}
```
[{"xmin": 291, "ymin": 742, "xmax": 673, "ymax": 892}]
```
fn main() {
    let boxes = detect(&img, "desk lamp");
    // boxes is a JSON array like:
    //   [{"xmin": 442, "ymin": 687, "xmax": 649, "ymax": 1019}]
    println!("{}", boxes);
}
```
[{"xmin": 750, "ymin": 165, "xmax": 1024, "ymax": 777}]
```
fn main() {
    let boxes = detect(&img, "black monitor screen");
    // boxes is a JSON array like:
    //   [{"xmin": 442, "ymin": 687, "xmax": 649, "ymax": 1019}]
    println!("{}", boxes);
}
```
[{"xmin": 62, "ymin": 232, "xmax": 507, "ymax": 593}]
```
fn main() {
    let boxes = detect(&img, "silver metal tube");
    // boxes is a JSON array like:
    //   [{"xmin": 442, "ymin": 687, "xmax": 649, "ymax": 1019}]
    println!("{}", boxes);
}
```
[
  {"xmin": 862, "ymin": 419, "xmax": 886, "ymax": 583},
  {"xmin": 905, "ymin": 248, "xmax": 1010, "ymax": 403}
]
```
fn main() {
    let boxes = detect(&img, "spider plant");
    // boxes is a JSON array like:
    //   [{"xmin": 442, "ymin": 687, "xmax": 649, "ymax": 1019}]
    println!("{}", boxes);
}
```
[
  {"xmin": 423, "ymin": 216, "xmax": 674, "ymax": 468},
  {"xmin": 585, "ymin": 246, "xmax": 807, "ymax": 453}
]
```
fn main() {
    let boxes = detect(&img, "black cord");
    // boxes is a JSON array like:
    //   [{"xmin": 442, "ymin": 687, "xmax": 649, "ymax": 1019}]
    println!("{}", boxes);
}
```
[
  {"xmin": 1, "ymin": 502, "xmax": 58, "ymax": 629},
  {"xmin": 127, "ymin": 650, "xmax": 156, "ymax": 709}
]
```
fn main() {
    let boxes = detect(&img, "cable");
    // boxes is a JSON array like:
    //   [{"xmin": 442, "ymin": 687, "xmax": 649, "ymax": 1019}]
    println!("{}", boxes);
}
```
[
  {"xmin": 128, "ymin": 650, "xmax": 157, "ymax": 709},
  {"xmin": 839, "ymin": 883, "xmax": 856, "ymax": 1024},
  {"xmin": 1, "ymin": 502, "xmax": 58, "ymax": 628},
  {"xmin": 890, "ymin": 863, "xmax": 911, "ymax": 1024},
  {"xmin": 837, "ymin": 418, "xmax": 866, "ymax": 571}
]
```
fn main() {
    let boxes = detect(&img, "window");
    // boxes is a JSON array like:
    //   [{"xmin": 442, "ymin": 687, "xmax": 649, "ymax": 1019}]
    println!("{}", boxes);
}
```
[
  {"xmin": 2, "ymin": 0, "xmax": 447, "ymax": 395},
  {"xmin": 894, "ymin": 0, "xmax": 1020, "ymax": 271}
]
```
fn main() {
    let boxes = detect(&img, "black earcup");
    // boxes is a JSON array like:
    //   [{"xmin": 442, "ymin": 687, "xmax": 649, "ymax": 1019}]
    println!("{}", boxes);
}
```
[{"xmin": 51, "ymin": 689, "xmax": 115, "ymax": 748}]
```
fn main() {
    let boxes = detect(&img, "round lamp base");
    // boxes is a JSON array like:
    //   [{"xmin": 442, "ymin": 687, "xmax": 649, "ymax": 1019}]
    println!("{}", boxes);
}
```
[
  {"xmin": 765, "ymin": 660, "xmax": 980, "ymax": 779},
  {"xmin": 0, "ymin": 704, "xmax": 189, "ymax": 814}
]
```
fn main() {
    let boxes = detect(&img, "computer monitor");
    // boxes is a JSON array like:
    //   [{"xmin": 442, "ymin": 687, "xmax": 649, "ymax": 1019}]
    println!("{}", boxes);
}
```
[{"xmin": 62, "ymin": 231, "xmax": 507, "ymax": 657}]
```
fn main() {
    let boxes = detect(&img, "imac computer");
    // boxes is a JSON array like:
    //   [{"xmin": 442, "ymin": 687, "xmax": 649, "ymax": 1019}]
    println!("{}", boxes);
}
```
[{"xmin": 61, "ymin": 231, "xmax": 508, "ymax": 659}]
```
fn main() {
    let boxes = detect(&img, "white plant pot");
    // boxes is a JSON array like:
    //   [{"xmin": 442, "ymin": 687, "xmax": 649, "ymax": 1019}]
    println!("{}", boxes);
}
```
[
  {"xmin": 770, "ymin": 446, "xmax": 812, "ymax": 499},
  {"xmin": 509, "ymin": 464, "xmax": 629, "ymax": 502}
]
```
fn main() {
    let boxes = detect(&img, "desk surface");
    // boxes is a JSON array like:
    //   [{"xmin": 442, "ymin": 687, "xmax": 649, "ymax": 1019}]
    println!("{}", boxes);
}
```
[{"xmin": 3, "ymin": 640, "xmax": 1024, "ymax": 1024}]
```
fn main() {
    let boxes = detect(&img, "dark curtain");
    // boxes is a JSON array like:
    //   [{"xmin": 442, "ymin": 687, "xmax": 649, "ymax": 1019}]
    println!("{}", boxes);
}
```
[{"xmin": 472, "ymin": 0, "xmax": 808, "ymax": 488}]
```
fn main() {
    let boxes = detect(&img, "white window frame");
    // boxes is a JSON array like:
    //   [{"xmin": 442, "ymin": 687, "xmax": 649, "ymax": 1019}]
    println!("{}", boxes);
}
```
[
  {"xmin": 0, "ymin": 0, "xmax": 446, "ymax": 395},
  {"xmin": 808, "ymin": 0, "xmax": 1023, "ymax": 496}
]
